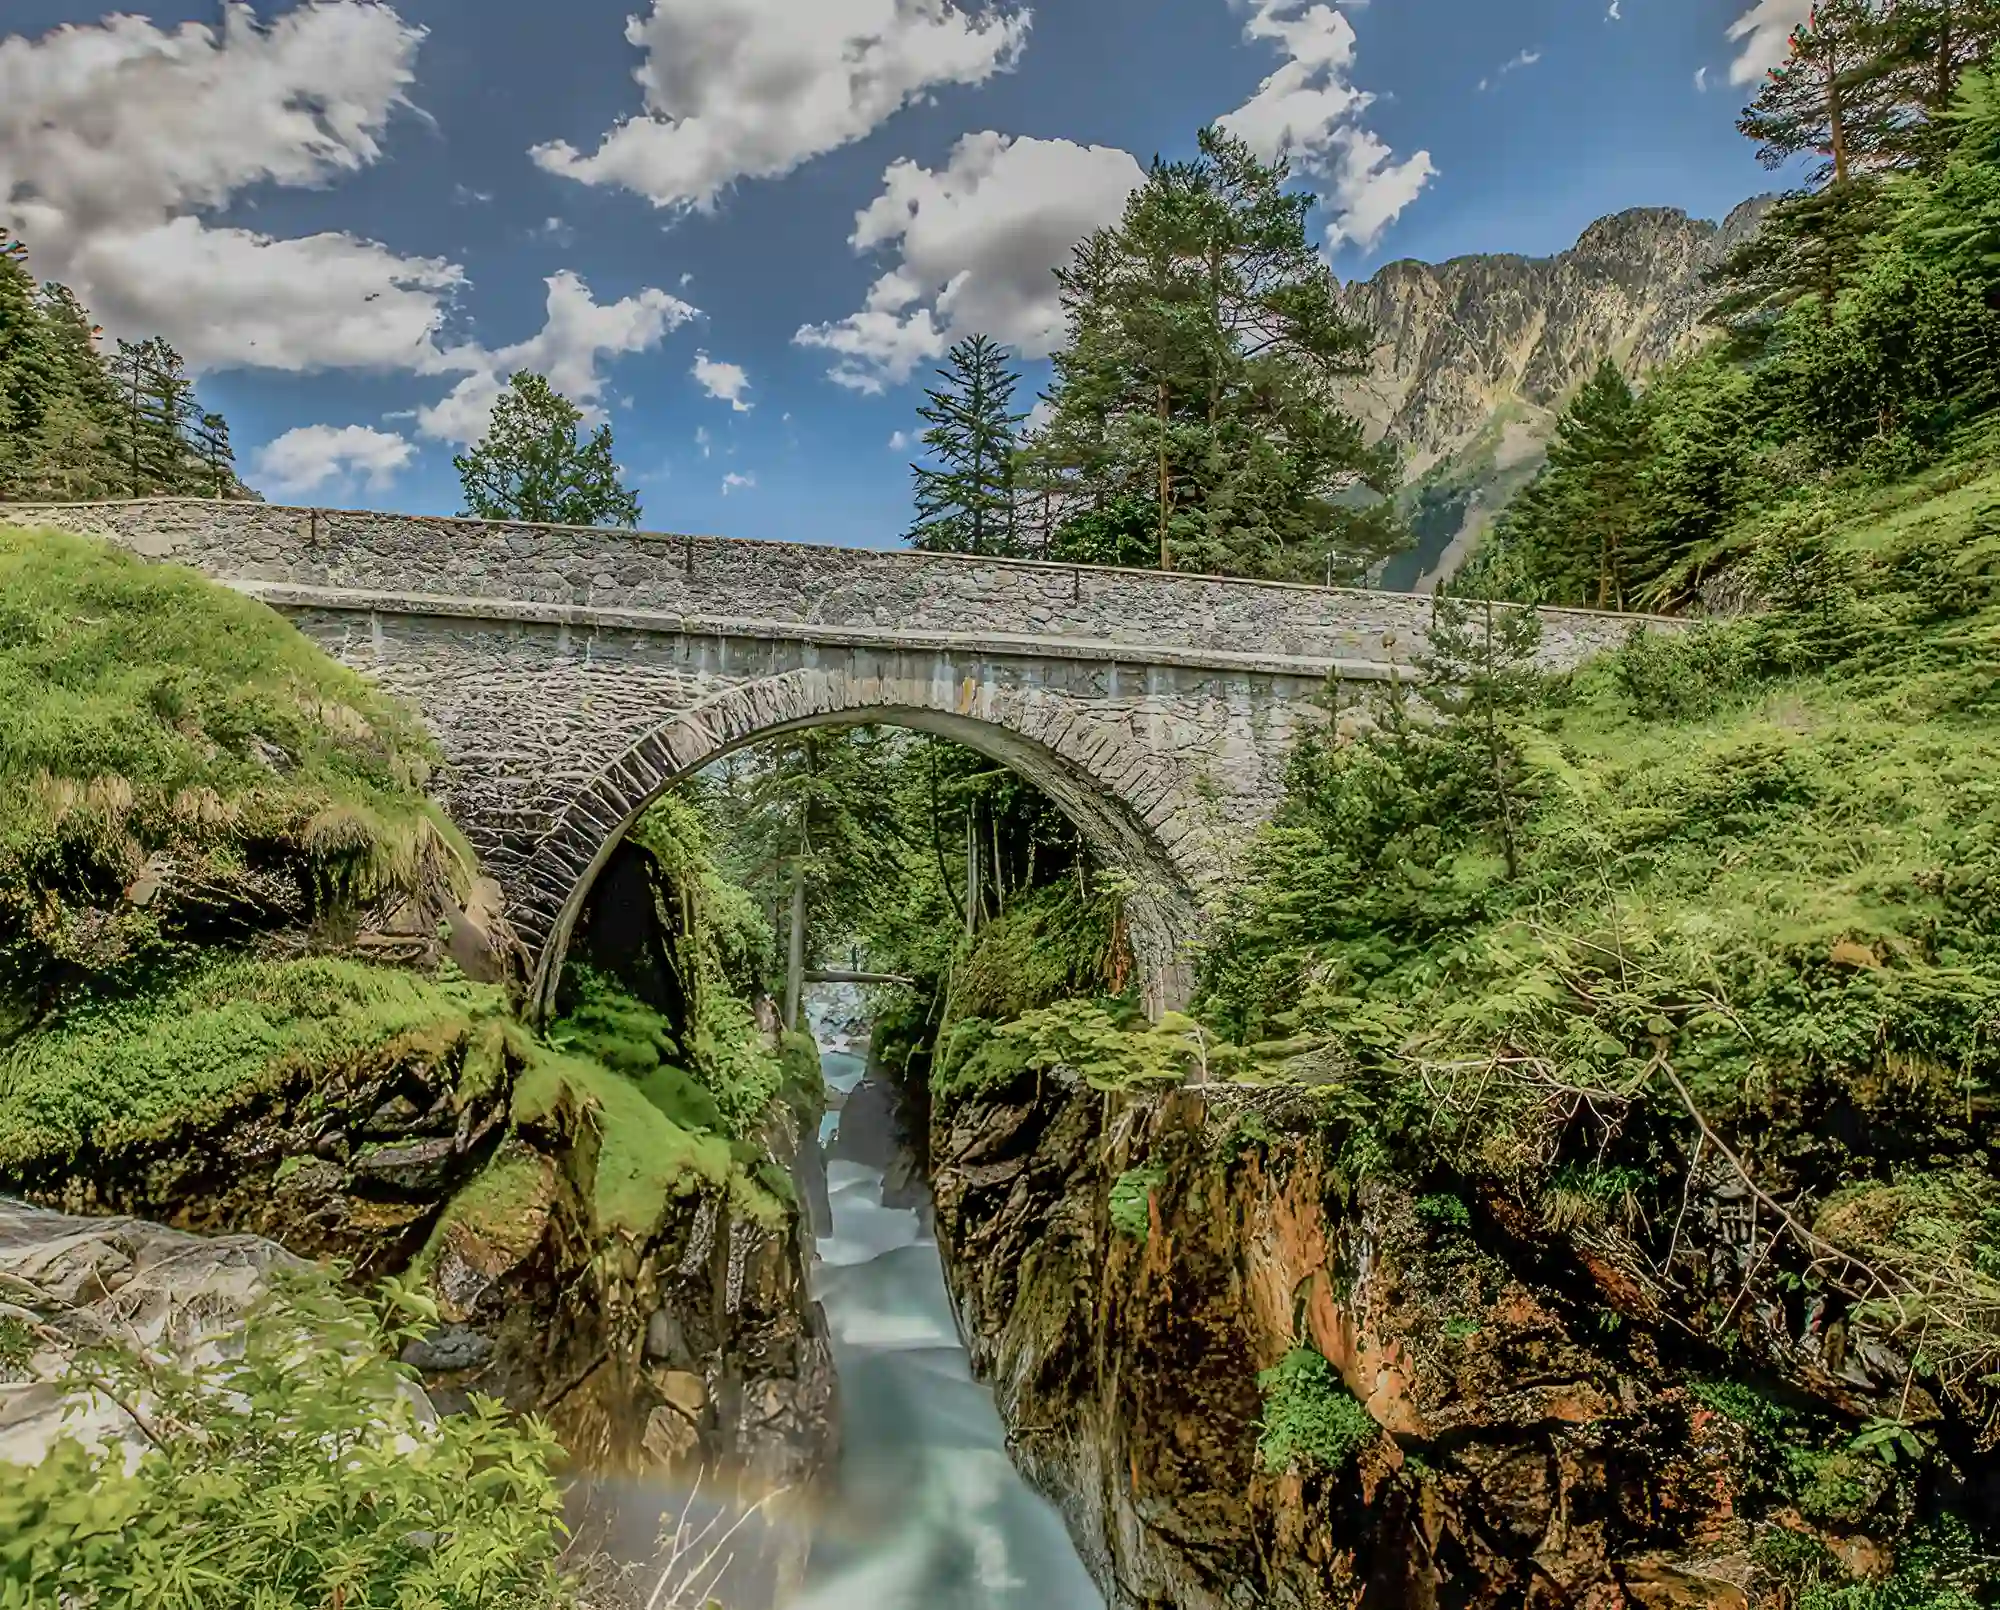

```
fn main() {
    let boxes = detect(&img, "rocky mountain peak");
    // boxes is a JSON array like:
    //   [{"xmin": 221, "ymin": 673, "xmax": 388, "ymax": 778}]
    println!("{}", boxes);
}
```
[{"xmin": 1342, "ymin": 196, "xmax": 1772, "ymax": 590}]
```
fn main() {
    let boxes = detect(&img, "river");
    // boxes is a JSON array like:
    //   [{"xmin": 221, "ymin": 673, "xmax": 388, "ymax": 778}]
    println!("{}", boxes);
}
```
[{"xmin": 782, "ymin": 1033, "xmax": 1103, "ymax": 1610}]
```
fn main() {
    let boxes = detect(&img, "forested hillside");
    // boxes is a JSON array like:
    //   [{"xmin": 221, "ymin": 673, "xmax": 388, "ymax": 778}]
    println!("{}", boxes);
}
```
[
  {"xmin": 1461, "ymin": 3, "xmax": 2000, "ymax": 611},
  {"xmin": 0, "ymin": 230, "xmax": 252, "ymax": 503}
]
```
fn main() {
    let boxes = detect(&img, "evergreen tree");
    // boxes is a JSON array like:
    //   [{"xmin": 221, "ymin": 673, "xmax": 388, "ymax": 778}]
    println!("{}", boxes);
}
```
[
  {"xmin": 1418, "ymin": 592, "xmax": 1545, "ymax": 883},
  {"xmin": 1030, "ymin": 126, "xmax": 1400, "ymax": 583},
  {"xmin": 1739, "ymin": 0, "xmax": 1898, "ymax": 186},
  {"xmin": 453, "ymin": 372, "xmax": 640, "ymax": 527},
  {"xmin": 194, "ymin": 412, "xmax": 235, "ymax": 497},
  {"xmin": 1874, "ymin": 0, "xmax": 2000, "ymax": 165},
  {"xmin": 906, "ymin": 334, "xmax": 1027, "ymax": 556}
]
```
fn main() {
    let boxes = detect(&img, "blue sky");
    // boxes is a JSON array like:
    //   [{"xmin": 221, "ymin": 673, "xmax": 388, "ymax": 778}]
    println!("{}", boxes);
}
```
[{"xmin": 0, "ymin": 0, "xmax": 1807, "ymax": 547}]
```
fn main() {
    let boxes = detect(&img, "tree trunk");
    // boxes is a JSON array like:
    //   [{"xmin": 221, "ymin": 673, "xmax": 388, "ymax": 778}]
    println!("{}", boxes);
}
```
[
  {"xmin": 782, "ymin": 806, "xmax": 808, "ymax": 1033},
  {"xmin": 1829, "ymin": 62, "xmax": 1850, "ymax": 186},
  {"xmin": 965, "ymin": 805, "xmax": 980, "ymax": 938}
]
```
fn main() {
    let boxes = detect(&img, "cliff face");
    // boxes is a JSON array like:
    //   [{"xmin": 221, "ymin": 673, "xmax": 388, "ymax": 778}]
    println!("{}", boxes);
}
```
[
  {"xmin": 930, "ymin": 1072, "xmax": 1911, "ymax": 1610},
  {"xmin": 1342, "ymin": 202, "xmax": 1770, "ymax": 589}
]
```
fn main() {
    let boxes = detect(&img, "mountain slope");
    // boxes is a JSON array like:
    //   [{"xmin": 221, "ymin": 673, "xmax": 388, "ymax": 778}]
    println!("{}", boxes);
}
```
[{"xmin": 1342, "ymin": 200, "xmax": 1770, "ymax": 589}]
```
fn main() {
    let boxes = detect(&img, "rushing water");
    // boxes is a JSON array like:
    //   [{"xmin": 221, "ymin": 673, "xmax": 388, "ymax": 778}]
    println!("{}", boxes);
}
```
[{"xmin": 783, "ymin": 1037, "xmax": 1103, "ymax": 1610}]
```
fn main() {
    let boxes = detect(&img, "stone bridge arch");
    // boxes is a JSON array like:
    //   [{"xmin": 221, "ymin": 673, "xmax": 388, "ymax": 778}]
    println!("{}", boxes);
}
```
[
  {"xmin": 4, "ymin": 499, "xmax": 1671, "ymax": 1023},
  {"xmin": 519, "ymin": 663, "xmax": 1221, "ymax": 1021}
]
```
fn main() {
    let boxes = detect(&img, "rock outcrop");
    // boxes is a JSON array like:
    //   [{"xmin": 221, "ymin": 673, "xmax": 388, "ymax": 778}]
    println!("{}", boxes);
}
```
[
  {"xmin": 0, "ymin": 1200, "xmax": 395, "ymax": 1468},
  {"xmin": 10, "ymin": 1017, "xmax": 835, "ymax": 1500},
  {"xmin": 930, "ymin": 1071, "xmax": 1903, "ymax": 1610}
]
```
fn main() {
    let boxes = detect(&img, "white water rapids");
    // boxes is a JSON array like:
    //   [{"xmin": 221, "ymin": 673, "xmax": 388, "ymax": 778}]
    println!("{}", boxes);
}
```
[{"xmin": 783, "ymin": 1038, "xmax": 1103, "ymax": 1610}]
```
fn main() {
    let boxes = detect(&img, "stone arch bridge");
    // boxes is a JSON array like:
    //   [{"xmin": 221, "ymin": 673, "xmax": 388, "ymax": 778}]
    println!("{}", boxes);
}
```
[{"xmin": 12, "ymin": 500, "xmax": 1650, "ymax": 1014}]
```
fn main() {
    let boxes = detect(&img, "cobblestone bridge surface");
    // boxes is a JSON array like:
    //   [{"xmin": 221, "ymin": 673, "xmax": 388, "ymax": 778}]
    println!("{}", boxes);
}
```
[{"xmin": 7, "ymin": 499, "xmax": 1661, "ymax": 1012}]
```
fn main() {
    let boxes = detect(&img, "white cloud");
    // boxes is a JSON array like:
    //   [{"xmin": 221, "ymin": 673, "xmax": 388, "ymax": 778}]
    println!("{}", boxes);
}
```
[
  {"xmin": 1218, "ymin": 0, "xmax": 1436, "ymax": 252},
  {"xmin": 697, "ymin": 425, "xmax": 713, "ymax": 458},
  {"xmin": 254, "ymin": 424, "xmax": 414, "ymax": 495},
  {"xmin": 416, "ymin": 270, "xmax": 700, "ymax": 444},
  {"xmin": 1695, "ymin": 65, "xmax": 1711, "ymax": 92},
  {"xmin": 530, "ymin": 0, "xmax": 1031, "ymax": 212},
  {"xmin": 1607, "ymin": 0, "xmax": 1621, "ymax": 18},
  {"xmin": 721, "ymin": 471, "xmax": 756, "ymax": 495},
  {"xmin": 889, "ymin": 429, "xmax": 912, "ymax": 451},
  {"xmin": 0, "ymin": 3, "xmax": 461, "ymax": 372},
  {"xmin": 1728, "ymin": 0, "xmax": 1812, "ymax": 85},
  {"xmin": 794, "ymin": 131, "xmax": 1145, "ymax": 393},
  {"xmin": 692, "ymin": 350, "xmax": 753, "ymax": 411}
]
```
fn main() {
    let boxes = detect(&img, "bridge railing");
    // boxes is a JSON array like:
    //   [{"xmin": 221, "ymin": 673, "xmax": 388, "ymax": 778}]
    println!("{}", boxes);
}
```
[{"xmin": 2, "ymin": 498, "xmax": 1669, "ymax": 675}]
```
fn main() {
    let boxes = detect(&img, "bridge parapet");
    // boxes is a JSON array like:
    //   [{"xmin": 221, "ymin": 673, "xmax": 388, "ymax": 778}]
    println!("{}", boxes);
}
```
[{"xmin": 2, "ymin": 498, "xmax": 1650, "ymax": 676}]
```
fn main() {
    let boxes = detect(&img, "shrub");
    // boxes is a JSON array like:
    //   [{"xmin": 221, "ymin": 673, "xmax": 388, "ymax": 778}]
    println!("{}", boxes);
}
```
[
  {"xmin": 1254, "ymin": 1346, "xmax": 1377, "ymax": 1475},
  {"xmin": 1109, "ymin": 1164, "xmax": 1166, "ymax": 1241},
  {"xmin": 0, "ymin": 1272, "xmax": 581, "ymax": 1607}
]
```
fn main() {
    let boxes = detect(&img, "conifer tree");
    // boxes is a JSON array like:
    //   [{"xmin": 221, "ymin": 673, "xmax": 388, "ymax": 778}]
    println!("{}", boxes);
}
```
[
  {"xmin": 454, "ymin": 371, "xmax": 640, "ymax": 527},
  {"xmin": 1028, "ymin": 126, "xmax": 1398, "ymax": 582},
  {"xmin": 906, "ymin": 334, "xmax": 1027, "ymax": 556},
  {"xmin": 194, "ymin": 412, "xmax": 235, "ymax": 497},
  {"xmin": 1739, "ymin": 0, "xmax": 1897, "ymax": 186}
]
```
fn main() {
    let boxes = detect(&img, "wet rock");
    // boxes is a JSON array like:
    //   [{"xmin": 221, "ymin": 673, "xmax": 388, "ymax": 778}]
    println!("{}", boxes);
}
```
[
  {"xmin": 401, "ymin": 1324, "xmax": 497, "ymax": 1374},
  {"xmin": 642, "ymin": 1404, "xmax": 700, "ymax": 1465},
  {"xmin": 0, "ymin": 1198, "xmax": 434, "ymax": 1469},
  {"xmin": 349, "ymin": 1136, "xmax": 458, "ymax": 1195},
  {"xmin": 927, "ymin": 1077, "xmax": 1890, "ymax": 1610}
]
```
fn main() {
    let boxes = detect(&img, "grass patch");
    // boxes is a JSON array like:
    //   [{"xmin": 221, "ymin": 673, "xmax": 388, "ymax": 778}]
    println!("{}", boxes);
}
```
[
  {"xmin": 0, "ymin": 956, "xmax": 502, "ymax": 1169},
  {"xmin": 510, "ymin": 1049, "xmax": 781, "ymax": 1238},
  {"xmin": 0, "ymin": 525, "xmax": 469, "ymax": 1001},
  {"xmin": 1254, "ymin": 1346, "xmax": 1377, "ymax": 1475}
]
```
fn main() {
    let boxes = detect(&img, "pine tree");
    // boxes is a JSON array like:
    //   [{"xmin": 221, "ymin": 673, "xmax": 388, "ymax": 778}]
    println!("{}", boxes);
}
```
[
  {"xmin": 1418, "ymin": 592, "xmax": 1545, "ymax": 882},
  {"xmin": 1738, "ymin": 0, "xmax": 1898, "ymax": 186},
  {"xmin": 454, "ymin": 371, "xmax": 640, "ymax": 527},
  {"xmin": 906, "ymin": 334, "xmax": 1027, "ymax": 556},
  {"xmin": 1874, "ymin": 0, "xmax": 2000, "ymax": 165},
  {"xmin": 1547, "ymin": 361, "xmax": 1651, "ymax": 610},
  {"xmin": 1031, "ymin": 126, "xmax": 1399, "ymax": 582},
  {"xmin": 194, "ymin": 412, "xmax": 234, "ymax": 497}
]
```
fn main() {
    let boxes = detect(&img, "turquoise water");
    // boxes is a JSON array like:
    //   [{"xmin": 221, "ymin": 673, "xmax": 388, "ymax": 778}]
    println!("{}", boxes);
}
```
[{"xmin": 784, "ymin": 1046, "xmax": 1103, "ymax": 1610}]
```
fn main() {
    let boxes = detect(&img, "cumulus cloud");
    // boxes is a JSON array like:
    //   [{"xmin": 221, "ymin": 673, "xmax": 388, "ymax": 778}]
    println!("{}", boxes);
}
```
[
  {"xmin": 1728, "ymin": 0, "xmax": 1812, "ymax": 85},
  {"xmin": 255, "ymin": 424, "xmax": 414, "ymax": 495},
  {"xmin": 721, "ymin": 471, "xmax": 756, "ymax": 494},
  {"xmin": 889, "ymin": 429, "xmax": 912, "ymax": 451},
  {"xmin": 794, "ymin": 132, "xmax": 1145, "ymax": 393},
  {"xmin": 416, "ymin": 270, "xmax": 700, "ymax": 444},
  {"xmin": 692, "ymin": 351, "xmax": 753, "ymax": 411},
  {"xmin": 530, "ymin": 0, "xmax": 1031, "ymax": 212},
  {"xmin": 0, "ymin": 3, "xmax": 461, "ymax": 371},
  {"xmin": 1218, "ymin": 0, "xmax": 1436, "ymax": 252}
]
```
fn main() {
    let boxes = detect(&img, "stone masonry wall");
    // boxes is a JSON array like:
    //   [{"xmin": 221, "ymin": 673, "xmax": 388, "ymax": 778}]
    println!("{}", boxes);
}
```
[{"xmin": 2, "ymin": 499, "xmax": 1646, "ymax": 676}]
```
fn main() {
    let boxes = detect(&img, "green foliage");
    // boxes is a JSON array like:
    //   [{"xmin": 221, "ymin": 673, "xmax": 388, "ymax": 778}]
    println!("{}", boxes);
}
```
[
  {"xmin": 510, "ymin": 1042, "xmax": 780, "ymax": 1238},
  {"xmin": 0, "ymin": 1270, "xmax": 581, "ymax": 1608},
  {"xmin": 933, "ymin": 999, "xmax": 1204, "ymax": 1104},
  {"xmin": 1793, "ymin": 1520, "xmax": 1998, "ymax": 1610},
  {"xmin": 0, "ymin": 957, "xmax": 500, "ymax": 1171},
  {"xmin": 949, "ymin": 881, "xmax": 1128, "ymax": 1025},
  {"xmin": 0, "ymin": 525, "xmax": 467, "ymax": 1006},
  {"xmin": 453, "ymin": 371, "xmax": 639, "ymax": 528},
  {"xmin": 1109, "ymin": 1164, "xmax": 1166, "ymax": 1241},
  {"xmin": 1413, "ymin": 1193, "xmax": 1471, "ymax": 1230},
  {"xmin": 907, "ymin": 334, "xmax": 1029, "ymax": 556},
  {"xmin": 1254, "ymin": 1347, "xmax": 1377, "ymax": 1475},
  {"xmin": 0, "ymin": 1316, "xmax": 32, "ymax": 1372}
]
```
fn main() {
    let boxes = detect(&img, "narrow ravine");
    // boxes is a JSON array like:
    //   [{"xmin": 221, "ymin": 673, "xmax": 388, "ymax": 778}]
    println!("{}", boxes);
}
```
[{"xmin": 785, "ymin": 1010, "xmax": 1102, "ymax": 1610}]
